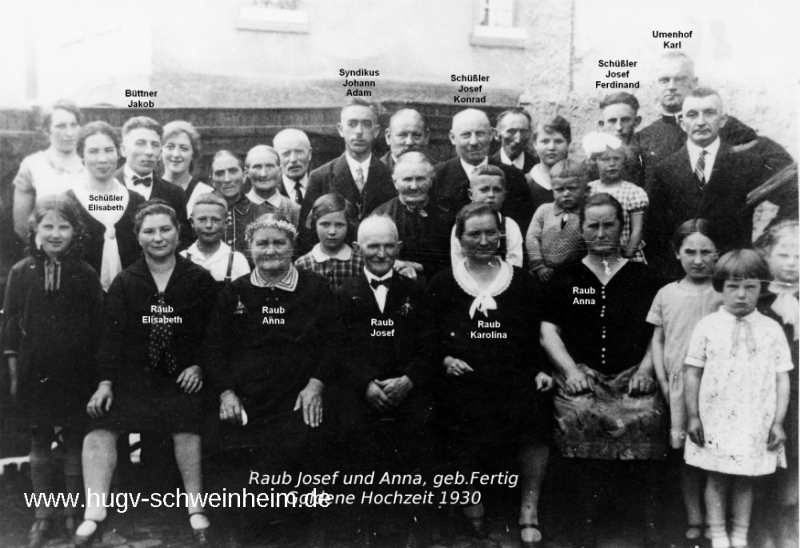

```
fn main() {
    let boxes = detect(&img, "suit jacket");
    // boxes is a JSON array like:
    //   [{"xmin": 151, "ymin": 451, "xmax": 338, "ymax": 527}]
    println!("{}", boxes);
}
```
[
  {"xmin": 647, "ymin": 143, "xmax": 763, "ymax": 280},
  {"xmin": 490, "ymin": 150, "xmax": 538, "ymax": 175},
  {"xmin": 432, "ymin": 156, "xmax": 535, "ymax": 234},
  {"xmin": 336, "ymin": 272, "xmax": 432, "ymax": 392},
  {"xmin": 379, "ymin": 151, "xmax": 396, "ymax": 173}
]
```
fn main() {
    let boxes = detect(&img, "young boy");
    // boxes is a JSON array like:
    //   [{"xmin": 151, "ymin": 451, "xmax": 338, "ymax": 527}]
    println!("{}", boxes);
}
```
[
  {"xmin": 180, "ymin": 192, "xmax": 251, "ymax": 282},
  {"xmin": 450, "ymin": 164, "xmax": 524, "ymax": 268},
  {"xmin": 584, "ymin": 132, "xmax": 649, "ymax": 262},
  {"xmin": 595, "ymin": 92, "xmax": 645, "ymax": 186},
  {"xmin": 526, "ymin": 159, "xmax": 589, "ymax": 281}
]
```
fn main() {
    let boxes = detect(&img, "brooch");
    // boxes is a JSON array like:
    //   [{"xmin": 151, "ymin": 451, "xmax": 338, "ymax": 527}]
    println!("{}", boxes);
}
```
[
  {"xmin": 234, "ymin": 296, "xmax": 248, "ymax": 315},
  {"xmin": 398, "ymin": 297, "xmax": 413, "ymax": 317}
]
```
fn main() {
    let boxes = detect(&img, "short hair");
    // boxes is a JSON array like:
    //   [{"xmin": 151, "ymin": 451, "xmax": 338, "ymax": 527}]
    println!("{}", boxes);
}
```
[
  {"xmin": 686, "ymin": 87, "xmax": 721, "ymax": 101},
  {"xmin": 162, "ymin": 121, "xmax": 202, "ymax": 167},
  {"xmin": 754, "ymin": 218, "xmax": 799, "ymax": 258},
  {"xmin": 122, "ymin": 116, "xmax": 162, "ymax": 138},
  {"xmin": 394, "ymin": 150, "xmax": 435, "ymax": 175},
  {"xmin": 305, "ymin": 193, "xmax": 359, "ymax": 232},
  {"xmin": 579, "ymin": 192, "xmax": 624, "ymax": 228},
  {"xmin": 246, "ymin": 212, "xmax": 296, "ymax": 244},
  {"xmin": 133, "ymin": 199, "xmax": 179, "ymax": 235},
  {"xmin": 469, "ymin": 164, "xmax": 506, "ymax": 188},
  {"xmin": 599, "ymin": 92, "xmax": 640, "ymax": 113},
  {"xmin": 76, "ymin": 121, "xmax": 120, "ymax": 158},
  {"xmin": 495, "ymin": 108, "xmax": 532, "ymax": 127},
  {"xmin": 389, "ymin": 109, "xmax": 428, "ymax": 132},
  {"xmin": 358, "ymin": 215, "xmax": 399, "ymax": 243},
  {"xmin": 211, "ymin": 149, "xmax": 244, "ymax": 170},
  {"xmin": 454, "ymin": 202, "xmax": 502, "ymax": 240},
  {"xmin": 671, "ymin": 218, "xmax": 718, "ymax": 255},
  {"xmin": 191, "ymin": 192, "xmax": 228, "ymax": 216},
  {"xmin": 27, "ymin": 194, "xmax": 85, "ymax": 257},
  {"xmin": 533, "ymin": 115, "xmax": 571, "ymax": 144},
  {"xmin": 342, "ymin": 98, "xmax": 378, "ymax": 121},
  {"xmin": 550, "ymin": 159, "xmax": 589, "ymax": 183},
  {"xmin": 658, "ymin": 52, "xmax": 695, "ymax": 73},
  {"xmin": 712, "ymin": 249, "xmax": 771, "ymax": 292},
  {"xmin": 42, "ymin": 100, "xmax": 82, "ymax": 132},
  {"xmin": 245, "ymin": 145, "xmax": 280, "ymax": 167},
  {"xmin": 273, "ymin": 128, "xmax": 312, "ymax": 149}
]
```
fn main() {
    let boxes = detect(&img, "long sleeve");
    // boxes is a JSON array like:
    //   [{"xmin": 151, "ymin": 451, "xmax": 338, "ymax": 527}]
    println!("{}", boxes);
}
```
[
  {"xmin": 3, "ymin": 261, "xmax": 26, "ymax": 355},
  {"xmin": 203, "ymin": 285, "xmax": 239, "ymax": 395},
  {"xmin": 96, "ymin": 274, "xmax": 129, "ymax": 383},
  {"xmin": 526, "ymin": 206, "xmax": 547, "ymax": 270},
  {"xmin": 310, "ymin": 280, "xmax": 345, "ymax": 385}
]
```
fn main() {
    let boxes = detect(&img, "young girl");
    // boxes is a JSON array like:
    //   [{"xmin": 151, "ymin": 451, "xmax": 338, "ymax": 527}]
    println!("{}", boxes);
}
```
[
  {"xmin": 526, "ymin": 115, "xmax": 571, "ymax": 214},
  {"xmin": 583, "ymin": 132, "xmax": 648, "ymax": 263},
  {"xmin": 684, "ymin": 250, "xmax": 793, "ymax": 548},
  {"xmin": 647, "ymin": 219, "xmax": 722, "ymax": 547},
  {"xmin": 4, "ymin": 196, "xmax": 104, "ymax": 547},
  {"xmin": 295, "ymin": 193, "xmax": 364, "ymax": 290}
]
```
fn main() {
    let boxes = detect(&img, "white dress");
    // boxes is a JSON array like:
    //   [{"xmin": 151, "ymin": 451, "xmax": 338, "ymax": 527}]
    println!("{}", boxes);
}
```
[{"xmin": 684, "ymin": 308, "xmax": 793, "ymax": 475}]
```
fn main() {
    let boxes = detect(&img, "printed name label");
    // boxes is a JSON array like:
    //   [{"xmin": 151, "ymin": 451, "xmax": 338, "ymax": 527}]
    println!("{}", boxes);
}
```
[
  {"xmin": 143, "ymin": 305, "xmax": 181, "ymax": 324},
  {"xmin": 452, "ymin": 74, "xmax": 489, "ymax": 103},
  {"xmin": 471, "ymin": 319, "xmax": 506, "ymax": 339},
  {"xmin": 653, "ymin": 30, "xmax": 693, "ymax": 49},
  {"xmin": 340, "ymin": 69, "xmax": 379, "ymax": 97},
  {"xmin": 262, "ymin": 306, "xmax": 285, "ymax": 325},
  {"xmin": 126, "ymin": 89, "xmax": 157, "ymax": 108},
  {"xmin": 596, "ymin": 59, "xmax": 639, "ymax": 89}
]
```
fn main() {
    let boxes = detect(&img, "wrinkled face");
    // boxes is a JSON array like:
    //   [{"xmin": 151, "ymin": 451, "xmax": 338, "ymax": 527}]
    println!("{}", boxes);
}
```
[
  {"xmin": 250, "ymin": 226, "xmax": 293, "ymax": 276},
  {"xmin": 36, "ymin": 211, "xmax": 74, "ymax": 259},
  {"xmin": 655, "ymin": 58, "xmax": 696, "ymax": 114},
  {"xmin": 767, "ymin": 233, "xmax": 799, "ymax": 284},
  {"xmin": 386, "ymin": 112, "xmax": 428, "ymax": 158},
  {"xmin": 246, "ymin": 150, "xmax": 281, "ymax": 195},
  {"xmin": 496, "ymin": 112, "xmax": 531, "ymax": 160},
  {"xmin": 599, "ymin": 104, "xmax": 639, "ymax": 145},
  {"xmin": 681, "ymin": 95, "xmax": 727, "ymax": 148},
  {"xmin": 676, "ymin": 232, "xmax": 717, "ymax": 281},
  {"xmin": 450, "ymin": 112, "xmax": 492, "ymax": 165},
  {"xmin": 211, "ymin": 156, "xmax": 245, "ymax": 201},
  {"xmin": 721, "ymin": 278, "xmax": 761, "ymax": 318},
  {"xmin": 552, "ymin": 177, "xmax": 586, "ymax": 211},
  {"xmin": 190, "ymin": 203, "xmax": 226, "ymax": 246},
  {"xmin": 48, "ymin": 108, "xmax": 80, "ymax": 154},
  {"xmin": 122, "ymin": 127, "xmax": 161, "ymax": 176},
  {"xmin": 316, "ymin": 210, "xmax": 348, "ymax": 254},
  {"xmin": 82, "ymin": 133, "xmax": 119, "ymax": 182},
  {"xmin": 469, "ymin": 175, "xmax": 506, "ymax": 212},
  {"xmin": 161, "ymin": 132, "xmax": 193, "ymax": 176},
  {"xmin": 596, "ymin": 147, "xmax": 625, "ymax": 182},
  {"xmin": 138, "ymin": 213, "xmax": 178, "ymax": 260},
  {"xmin": 582, "ymin": 204, "xmax": 622, "ymax": 254},
  {"xmin": 534, "ymin": 129, "xmax": 569, "ymax": 168},
  {"xmin": 460, "ymin": 213, "xmax": 501, "ymax": 263},
  {"xmin": 274, "ymin": 133, "xmax": 312, "ymax": 181},
  {"xmin": 338, "ymin": 106, "xmax": 379, "ymax": 157},
  {"xmin": 359, "ymin": 223, "xmax": 400, "ymax": 278},
  {"xmin": 392, "ymin": 160, "xmax": 433, "ymax": 208}
]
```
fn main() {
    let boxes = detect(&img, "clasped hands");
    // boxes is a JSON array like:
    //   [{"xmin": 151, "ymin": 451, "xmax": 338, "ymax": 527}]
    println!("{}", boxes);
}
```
[{"xmin": 366, "ymin": 376, "xmax": 413, "ymax": 411}]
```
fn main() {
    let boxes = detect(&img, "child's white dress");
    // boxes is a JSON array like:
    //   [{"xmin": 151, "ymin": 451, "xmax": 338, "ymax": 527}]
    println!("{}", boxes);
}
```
[{"xmin": 684, "ymin": 308, "xmax": 793, "ymax": 475}]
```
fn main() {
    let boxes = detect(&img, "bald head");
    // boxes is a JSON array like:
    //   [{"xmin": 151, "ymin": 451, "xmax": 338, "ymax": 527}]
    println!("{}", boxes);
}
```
[
  {"xmin": 449, "ymin": 109, "xmax": 492, "ymax": 165},
  {"xmin": 356, "ymin": 215, "xmax": 401, "ymax": 277},
  {"xmin": 385, "ymin": 109, "xmax": 429, "ymax": 159},
  {"xmin": 273, "ymin": 128, "xmax": 312, "ymax": 182},
  {"xmin": 357, "ymin": 215, "xmax": 399, "ymax": 244}
]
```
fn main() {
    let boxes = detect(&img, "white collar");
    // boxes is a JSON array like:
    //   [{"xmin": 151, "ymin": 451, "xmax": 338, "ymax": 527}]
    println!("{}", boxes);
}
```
[
  {"xmin": 345, "ymin": 152, "xmax": 371, "ymax": 171},
  {"xmin": 500, "ymin": 148, "xmax": 525, "ymax": 170},
  {"xmin": 310, "ymin": 243, "xmax": 353, "ymax": 263},
  {"xmin": 687, "ymin": 136, "xmax": 721, "ymax": 158},
  {"xmin": 364, "ymin": 266, "xmax": 393, "ymax": 283},
  {"xmin": 185, "ymin": 241, "xmax": 231, "ymax": 263},
  {"xmin": 460, "ymin": 157, "xmax": 488, "ymax": 178},
  {"xmin": 246, "ymin": 188, "xmax": 282, "ymax": 208},
  {"xmin": 529, "ymin": 164, "xmax": 552, "ymax": 190},
  {"xmin": 123, "ymin": 164, "xmax": 152, "ymax": 183},
  {"xmin": 283, "ymin": 173, "xmax": 308, "ymax": 189},
  {"xmin": 453, "ymin": 258, "xmax": 513, "ymax": 318},
  {"xmin": 250, "ymin": 265, "xmax": 298, "ymax": 291}
]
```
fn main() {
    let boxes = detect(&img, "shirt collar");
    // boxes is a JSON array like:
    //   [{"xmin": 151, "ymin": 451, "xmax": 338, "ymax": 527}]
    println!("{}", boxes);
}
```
[
  {"xmin": 250, "ymin": 265, "xmax": 298, "ymax": 291},
  {"xmin": 345, "ymin": 152, "xmax": 371, "ymax": 172},
  {"xmin": 246, "ymin": 188, "xmax": 282, "ymax": 208},
  {"xmin": 283, "ymin": 173, "xmax": 308, "ymax": 191},
  {"xmin": 310, "ymin": 243, "xmax": 353, "ymax": 263},
  {"xmin": 184, "ymin": 241, "xmax": 231, "ymax": 264},
  {"xmin": 364, "ymin": 266, "xmax": 393, "ymax": 283},
  {"xmin": 123, "ymin": 164, "xmax": 152, "ymax": 184},
  {"xmin": 687, "ymin": 136, "xmax": 721, "ymax": 161},
  {"xmin": 460, "ymin": 157, "xmax": 488, "ymax": 178},
  {"xmin": 500, "ymin": 148, "xmax": 525, "ymax": 170},
  {"xmin": 529, "ymin": 164, "xmax": 552, "ymax": 190}
]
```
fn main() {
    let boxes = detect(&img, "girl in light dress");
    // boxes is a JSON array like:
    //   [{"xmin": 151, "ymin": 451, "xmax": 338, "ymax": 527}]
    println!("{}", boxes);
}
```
[
  {"xmin": 684, "ymin": 250, "xmax": 793, "ymax": 548},
  {"xmin": 647, "ymin": 219, "xmax": 722, "ymax": 548}
]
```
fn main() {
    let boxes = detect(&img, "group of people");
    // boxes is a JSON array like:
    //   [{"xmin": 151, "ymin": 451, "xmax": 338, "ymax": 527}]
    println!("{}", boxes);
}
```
[{"xmin": 2, "ymin": 51, "xmax": 798, "ymax": 548}]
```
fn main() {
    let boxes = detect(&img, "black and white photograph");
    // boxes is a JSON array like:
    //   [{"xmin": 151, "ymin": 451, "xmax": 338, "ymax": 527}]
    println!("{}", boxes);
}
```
[{"xmin": 0, "ymin": 1, "xmax": 797, "ymax": 547}]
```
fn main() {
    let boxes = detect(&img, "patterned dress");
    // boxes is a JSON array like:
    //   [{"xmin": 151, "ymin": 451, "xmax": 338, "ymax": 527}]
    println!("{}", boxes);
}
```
[{"xmin": 588, "ymin": 180, "xmax": 649, "ymax": 262}]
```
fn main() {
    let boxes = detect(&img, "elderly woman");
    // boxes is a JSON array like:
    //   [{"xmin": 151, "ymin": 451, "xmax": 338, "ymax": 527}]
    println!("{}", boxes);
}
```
[
  {"xmin": 73, "ymin": 201, "xmax": 217, "ymax": 546},
  {"xmin": 161, "ymin": 121, "xmax": 213, "ymax": 216},
  {"xmin": 204, "ymin": 212, "xmax": 344, "ymax": 542},
  {"xmin": 539, "ymin": 193, "xmax": 666, "ymax": 548},
  {"xmin": 209, "ymin": 150, "xmax": 260, "ymax": 256},
  {"xmin": 424, "ymin": 203, "xmax": 553, "ymax": 547},
  {"xmin": 13, "ymin": 100, "xmax": 86, "ymax": 240}
]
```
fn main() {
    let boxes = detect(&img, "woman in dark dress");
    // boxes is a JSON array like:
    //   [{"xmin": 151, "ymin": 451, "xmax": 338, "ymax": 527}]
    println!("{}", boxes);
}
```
[
  {"xmin": 66, "ymin": 121, "xmax": 144, "ymax": 290},
  {"xmin": 539, "ymin": 193, "xmax": 666, "ymax": 548},
  {"xmin": 424, "ymin": 203, "xmax": 553, "ymax": 547},
  {"xmin": 74, "ymin": 201, "xmax": 217, "ymax": 546},
  {"xmin": 4, "ymin": 196, "xmax": 103, "ymax": 547},
  {"xmin": 160, "ymin": 121, "xmax": 213, "ymax": 216}
]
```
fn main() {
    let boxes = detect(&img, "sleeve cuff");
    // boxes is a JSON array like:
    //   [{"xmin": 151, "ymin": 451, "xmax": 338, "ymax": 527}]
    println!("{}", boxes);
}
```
[{"xmin": 685, "ymin": 357, "xmax": 705, "ymax": 368}]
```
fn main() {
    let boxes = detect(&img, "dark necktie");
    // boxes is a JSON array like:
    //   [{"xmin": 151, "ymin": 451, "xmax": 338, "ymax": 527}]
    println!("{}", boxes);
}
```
[
  {"xmin": 662, "ymin": 115, "xmax": 679, "ymax": 127},
  {"xmin": 695, "ymin": 150, "xmax": 707, "ymax": 190},
  {"xmin": 370, "ymin": 277, "xmax": 391, "ymax": 290},
  {"xmin": 294, "ymin": 183, "xmax": 303, "ymax": 205},
  {"xmin": 133, "ymin": 175, "xmax": 153, "ymax": 187}
]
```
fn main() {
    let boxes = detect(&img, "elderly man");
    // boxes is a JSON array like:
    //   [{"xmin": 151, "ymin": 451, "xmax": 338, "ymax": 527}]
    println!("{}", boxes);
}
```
[
  {"xmin": 337, "ymin": 215, "xmax": 435, "ymax": 548},
  {"xmin": 433, "ymin": 108, "xmax": 535, "ymax": 233},
  {"xmin": 372, "ymin": 151, "xmax": 451, "ymax": 283},
  {"xmin": 244, "ymin": 145, "xmax": 300, "ymax": 227},
  {"xmin": 491, "ymin": 108, "xmax": 538, "ymax": 173},
  {"xmin": 381, "ymin": 108, "xmax": 430, "ymax": 172},
  {"xmin": 647, "ymin": 88, "xmax": 763, "ymax": 280},
  {"xmin": 273, "ymin": 128, "xmax": 313, "ymax": 206}
]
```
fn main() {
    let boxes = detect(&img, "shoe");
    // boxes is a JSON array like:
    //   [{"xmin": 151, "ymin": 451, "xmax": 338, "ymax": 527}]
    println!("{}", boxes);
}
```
[
  {"xmin": 519, "ymin": 522, "xmax": 543, "ymax": 548},
  {"xmin": 71, "ymin": 519, "xmax": 105, "ymax": 548},
  {"xmin": 190, "ymin": 512, "xmax": 211, "ymax": 545},
  {"xmin": 27, "ymin": 519, "xmax": 51, "ymax": 548},
  {"xmin": 685, "ymin": 524, "xmax": 709, "ymax": 548}
]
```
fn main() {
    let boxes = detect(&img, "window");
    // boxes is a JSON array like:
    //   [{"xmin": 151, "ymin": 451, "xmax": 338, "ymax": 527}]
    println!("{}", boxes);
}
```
[
  {"xmin": 471, "ymin": 0, "xmax": 527, "ymax": 48},
  {"xmin": 236, "ymin": 0, "xmax": 309, "ymax": 34}
]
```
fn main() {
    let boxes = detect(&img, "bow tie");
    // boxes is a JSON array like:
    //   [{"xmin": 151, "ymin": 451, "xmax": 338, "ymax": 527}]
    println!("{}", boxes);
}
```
[
  {"xmin": 133, "ymin": 175, "xmax": 153, "ymax": 187},
  {"xmin": 370, "ymin": 277, "xmax": 391, "ymax": 290}
]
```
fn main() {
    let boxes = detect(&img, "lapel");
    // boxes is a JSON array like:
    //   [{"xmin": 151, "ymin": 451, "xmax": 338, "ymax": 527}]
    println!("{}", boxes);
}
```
[
  {"xmin": 354, "ymin": 272, "xmax": 383, "ymax": 316},
  {"xmin": 331, "ymin": 153, "xmax": 359, "ymax": 201},
  {"xmin": 706, "ymin": 143, "xmax": 731, "ymax": 186}
]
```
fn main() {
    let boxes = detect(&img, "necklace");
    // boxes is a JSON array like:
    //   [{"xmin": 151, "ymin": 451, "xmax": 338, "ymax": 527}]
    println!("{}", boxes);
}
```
[{"xmin": 589, "ymin": 254, "xmax": 620, "ymax": 276}]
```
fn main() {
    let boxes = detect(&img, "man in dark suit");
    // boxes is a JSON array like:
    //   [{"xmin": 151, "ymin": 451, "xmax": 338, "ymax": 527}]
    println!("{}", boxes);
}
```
[
  {"xmin": 381, "ymin": 108, "xmax": 430, "ymax": 172},
  {"xmin": 337, "ymin": 215, "xmax": 436, "ymax": 548},
  {"xmin": 491, "ymin": 108, "xmax": 538, "ymax": 174},
  {"xmin": 273, "ymin": 128, "xmax": 312, "ymax": 206},
  {"xmin": 433, "ymin": 108, "xmax": 535, "ymax": 234},
  {"xmin": 299, "ymin": 99, "xmax": 396, "ymax": 254},
  {"xmin": 647, "ymin": 88, "xmax": 763, "ymax": 280}
]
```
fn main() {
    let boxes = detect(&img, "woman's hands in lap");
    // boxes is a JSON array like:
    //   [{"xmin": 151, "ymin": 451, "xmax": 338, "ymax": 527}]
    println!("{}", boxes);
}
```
[
  {"xmin": 87, "ymin": 382, "xmax": 113, "ymax": 418},
  {"xmin": 219, "ymin": 390, "xmax": 245, "ymax": 424},
  {"xmin": 295, "ymin": 378, "xmax": 324, "ymax": 428},
  {"xmin": 628, "ymin": 369, "xmax": 656, "ymax": 396},
  {"xmin": 177, "ymin": 365, "xmax": 203, "ymax": 393},
  {"xmin": 564, "ymin": 368, "xmax": 594, "ymax": 395}
]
